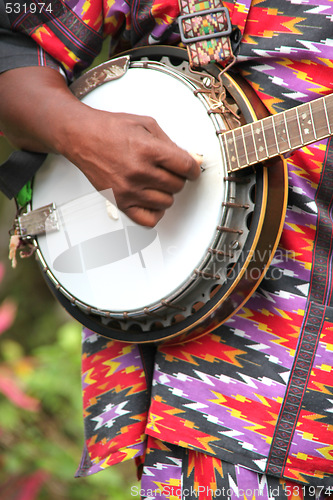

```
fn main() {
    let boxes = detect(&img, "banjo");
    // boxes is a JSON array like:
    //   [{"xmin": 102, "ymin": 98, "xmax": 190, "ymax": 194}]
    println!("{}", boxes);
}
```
[{"xmin": 15, "ymin": 47, "xmax": 332, "ymax": 343}]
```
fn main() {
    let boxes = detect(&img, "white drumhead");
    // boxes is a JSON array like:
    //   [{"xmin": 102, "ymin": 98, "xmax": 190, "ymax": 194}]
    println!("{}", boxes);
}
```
[{"xmin": 33, "ymin": 64, "xmax": 226, "ymax": 312}]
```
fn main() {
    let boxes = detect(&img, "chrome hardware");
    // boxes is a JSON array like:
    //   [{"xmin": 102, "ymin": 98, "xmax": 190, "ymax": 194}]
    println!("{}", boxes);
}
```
[{"xmin": 17, "ymin": 203, "xmax": 59, "ymax": 238}]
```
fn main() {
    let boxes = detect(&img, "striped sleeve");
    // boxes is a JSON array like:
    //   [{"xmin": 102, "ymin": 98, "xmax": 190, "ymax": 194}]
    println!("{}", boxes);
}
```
[
  {"xmin": 1, "ymin": 0, "xmax": 105, "ymax": 80},
  {"xmin": 0, "ymin": 28, "xmax": 64, "ymax": 75},
  {"xmin": 0, "ymin": 1, "xmax": 64, "ymax": 75}
]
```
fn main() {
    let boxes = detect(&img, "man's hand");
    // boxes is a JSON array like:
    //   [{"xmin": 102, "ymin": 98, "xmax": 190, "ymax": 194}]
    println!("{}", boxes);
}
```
[
  {"xmin": 64, "ymin": 109, "xmax": 201, "ymax": 227},
  {"xmin": 0, "ymin": 66, "xmax": 201, "ymax": 227}
]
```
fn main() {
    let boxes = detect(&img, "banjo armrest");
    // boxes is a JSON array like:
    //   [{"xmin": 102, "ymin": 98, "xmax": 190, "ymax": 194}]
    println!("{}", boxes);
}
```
[{"xmin": 16, "ymin": 203, "xmax": 59, "ymax": 238}]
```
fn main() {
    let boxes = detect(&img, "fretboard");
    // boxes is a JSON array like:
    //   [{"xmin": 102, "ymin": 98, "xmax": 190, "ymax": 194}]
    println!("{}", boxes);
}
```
[{"xmin": 221, "ymin": 93, "xmax": 333, "ymax": 173}]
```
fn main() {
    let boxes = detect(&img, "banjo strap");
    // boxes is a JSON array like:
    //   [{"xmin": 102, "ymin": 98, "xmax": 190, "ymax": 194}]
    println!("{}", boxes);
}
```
[{"xmin": 178, "ymin": 0, "xmax": 245, "ymax": 69}]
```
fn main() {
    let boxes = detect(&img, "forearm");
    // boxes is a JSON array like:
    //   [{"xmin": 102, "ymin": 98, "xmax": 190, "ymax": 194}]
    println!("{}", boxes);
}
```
[
  {"xmin": 0, "ymin": 66, "xmax": 82, "ymax": 154},
  {"xmin": 0, "ymin": 65, "xmax": 200, "ymax": 227}
]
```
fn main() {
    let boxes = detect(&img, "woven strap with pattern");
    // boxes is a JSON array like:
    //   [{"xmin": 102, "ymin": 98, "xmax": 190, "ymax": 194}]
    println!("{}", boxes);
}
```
[{"xmin": 178, "ymin": 0, "xmax": 234, "ymax": 68}]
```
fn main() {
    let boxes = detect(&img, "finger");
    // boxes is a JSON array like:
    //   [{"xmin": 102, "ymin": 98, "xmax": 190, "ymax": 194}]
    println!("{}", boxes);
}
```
[
  {"xmin": 139, "ymin": 115, "xmax": 175, "ymax": 144},
  {"xmin": 150, "ymin": 137, "xmax": 202, "ymax": 181},
  {"xmin": 133, "ymin": 189, "xmax": 174, "ymax": 211},
  {"xmin": 125, "ymin": 206, "xmax": 165, "ymax": 228},
  {"xmin": 189, "ymin": 152, "xmax": 204, "ymax": 167},
  {"xmin": 137, "ymin": 166, "xmax": 185, "ymax": 194},
  {"xmin": 138, "ymin": 116, "xmax": 202, "ymax": 181}
]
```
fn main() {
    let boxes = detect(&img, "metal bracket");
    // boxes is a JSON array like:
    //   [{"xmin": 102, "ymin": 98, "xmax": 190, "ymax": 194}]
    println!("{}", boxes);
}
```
[{"xmin": 16, "ymin": 203, "xmax": 59, "ymax": 238}]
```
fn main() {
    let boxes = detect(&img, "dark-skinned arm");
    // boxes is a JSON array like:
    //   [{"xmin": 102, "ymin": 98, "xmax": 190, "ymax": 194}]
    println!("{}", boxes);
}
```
[{"xmin": 0, "ymin": 66, "xmax": 201, "ymax": 226}]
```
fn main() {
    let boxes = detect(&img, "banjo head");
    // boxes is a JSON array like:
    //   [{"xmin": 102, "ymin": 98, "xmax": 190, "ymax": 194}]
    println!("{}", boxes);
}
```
[{"xmin": 31, "ymin": 47, "xmax": 287, "ymax": 343}]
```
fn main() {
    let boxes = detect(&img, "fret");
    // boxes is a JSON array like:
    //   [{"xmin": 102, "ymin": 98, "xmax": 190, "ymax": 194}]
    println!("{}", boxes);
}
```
[
  {"xmin": 241, "ymin": 127, "xmax": 249, "ymax": 166},
  {"xmin": 295, "ymin": 108, "xmax": 304, "ymax": 145},
  {"xmin": 261, "ymin": 121, "xmax": 269, "ymax": 156},
  {"xmin": 221, "ymin": 131, "xmax": 236, "ymax": 171},
  {"xmin": 309, "ymin": 103, "xmax": 317, "ymax": 140},
  {"xmin": 233, "ymin": 127, "xmax": 248, "ymax": 168},
  {"xmin": 221, "ymin": 132, "xmax": 230, "ymax": 170},
  {"xmin": 296, "ymin": 108, "xmax": 303, "ymax": 141},
  {"xmin": 231, "ymin": 129, "xmax": 240, "ymax": 169},
  {"xmin": 262, "ymin": 115, "xmax": 279, "ymax": 157},
  {"xmin": 273, "ymin": 112, "xmax": 290, "ymax": 154},
  {"xmin": 283, "ymin": 113, "xmax": 292, "ymax": 149},
  {"xmin": 323, "ymin": 94, "xmax": 333, "ymax": 135},
  {"xmin": 284, "ymin": 108, "xmax": 302, "ymax": 149},
  {"xmin": 297, "ymin": 102, "xmax": 316, "ymax": 144},
  {"xmin": 323, "ymin": 100, "xmax": 331, "ymax": 135},
  {"xmin": 251, "ymin": 121, "xmax": 268, "ymax": 161},
  {"xmin": 242, "ymin": 124, "xmax": 257, "ymax": 165},
  {"xmin": 310, "ymin": 98, "xmax": 331, "ymax": 140},
  {"xmin": 227, "ymin": 131, "xmax": 239, "ymax": 171}
]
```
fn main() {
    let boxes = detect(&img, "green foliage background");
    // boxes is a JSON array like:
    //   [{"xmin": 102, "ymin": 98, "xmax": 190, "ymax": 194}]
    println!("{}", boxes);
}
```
[{"xmin": 0, "ymin": 53, "xmax": 138, "ymax": 498}]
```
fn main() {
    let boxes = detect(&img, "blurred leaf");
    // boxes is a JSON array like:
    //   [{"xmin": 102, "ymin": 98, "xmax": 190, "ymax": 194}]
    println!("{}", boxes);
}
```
[
  {"xmin": 0, "ymin": 397, "xmax": 21, "ymax": 430},
  {"xmin": 0, "ymin": 339, "xmax": 23, "ymax": 362},
  {"xmin": 57, "ymin": 321, "xmax": 82, "ymax": 353}
]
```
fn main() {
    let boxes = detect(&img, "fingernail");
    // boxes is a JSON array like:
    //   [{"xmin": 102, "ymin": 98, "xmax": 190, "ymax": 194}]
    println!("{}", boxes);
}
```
[{"xmin": 189, "ymin": 152, "xmax": 204, "ymax": 165}]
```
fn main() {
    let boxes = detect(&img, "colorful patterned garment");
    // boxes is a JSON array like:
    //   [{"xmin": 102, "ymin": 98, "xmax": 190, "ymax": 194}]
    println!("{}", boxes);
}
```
[
  {"xmin": 3, "ymin": 0, "xmax": 333, "ymax": 496},
  {"xmin": 140, "ymin": 437, "xmax": 333, "ymax": 499}
]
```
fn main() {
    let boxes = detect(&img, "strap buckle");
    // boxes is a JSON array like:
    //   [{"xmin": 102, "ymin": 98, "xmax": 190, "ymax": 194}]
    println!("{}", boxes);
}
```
[{"xmin": 178, "ymin": 7, "xmax": 232, "ymax": 45}]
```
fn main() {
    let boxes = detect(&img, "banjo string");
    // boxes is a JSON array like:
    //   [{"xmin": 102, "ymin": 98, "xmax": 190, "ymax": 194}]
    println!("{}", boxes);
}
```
[{"xmin": 50, "ymin": 157, "xmax": 221, "ymax": 225}]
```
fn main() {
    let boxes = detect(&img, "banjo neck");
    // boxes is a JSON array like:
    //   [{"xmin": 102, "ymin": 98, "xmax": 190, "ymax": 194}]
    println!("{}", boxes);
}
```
[{"xmin": 222, "ymin": 92, "xmax": 333, "ymax": 173}]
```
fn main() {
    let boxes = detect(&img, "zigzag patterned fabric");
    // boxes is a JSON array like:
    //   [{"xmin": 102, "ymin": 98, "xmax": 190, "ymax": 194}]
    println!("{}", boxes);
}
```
[
  {"xmin": 144, "ymin": 142, "xmax": 333, "ymax": 487},
  {"xmin": 140, "ymin": 437, "xmax": 333, "ymax": 498},
  {"xmin": 5, "ymin": 0, "xmax": 333, "ymax": 495}
]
